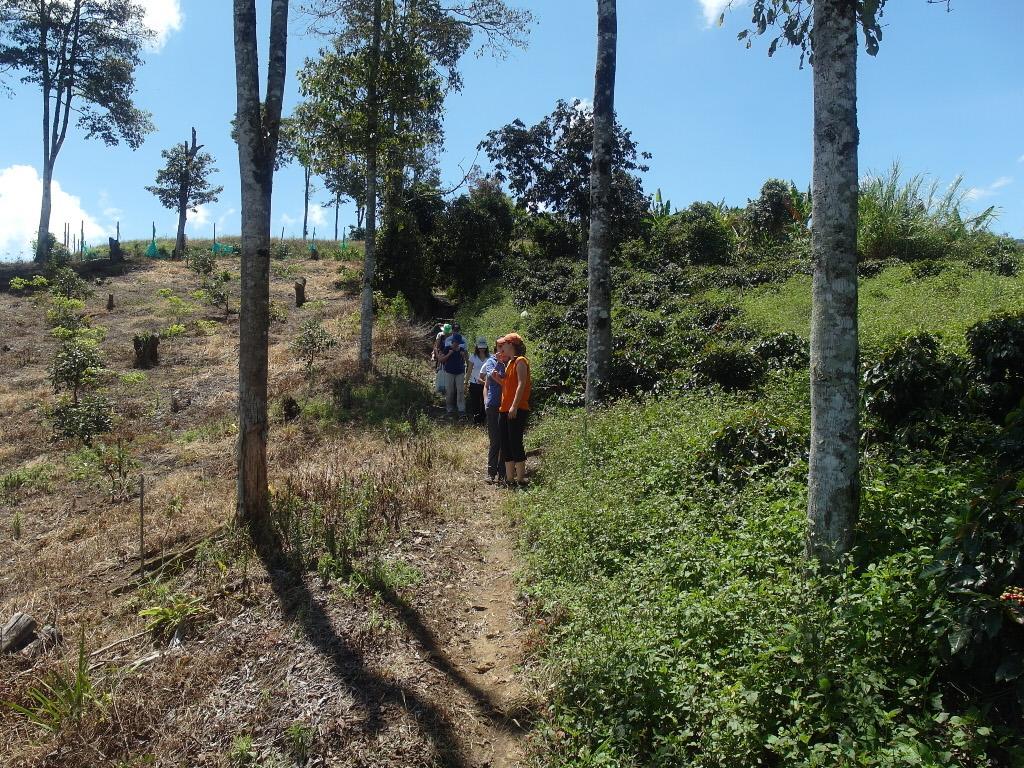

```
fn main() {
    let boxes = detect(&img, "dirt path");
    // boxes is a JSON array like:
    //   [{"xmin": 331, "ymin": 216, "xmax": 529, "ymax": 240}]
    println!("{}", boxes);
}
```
[{"xmin": 417, "ymin": 421, "xmax": 534, "ymax": 767}]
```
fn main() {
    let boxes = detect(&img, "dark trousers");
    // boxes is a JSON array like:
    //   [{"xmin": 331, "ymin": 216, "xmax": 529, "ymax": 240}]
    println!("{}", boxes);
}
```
[
  {"xmin": 486, "ymin": 406, "xmax": 506, "ymax": 479},
  {"xmin": 499, "ymin": 409, "xmax": 529, "ymax": 463},
  {"xmin": 469, "ymin": 382, "xmax": 485, "ymax": 424}
]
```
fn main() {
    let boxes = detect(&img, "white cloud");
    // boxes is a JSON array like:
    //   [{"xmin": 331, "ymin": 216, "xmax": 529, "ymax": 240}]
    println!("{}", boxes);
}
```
[
  {"xmin": 966, "ymin": 176, "xmax": 1014, "ymax": 201},
  {"xmin": 216, "ymin": 208, "xmax": 237, "ymax": 231},
  {"xmin": 698, "ymin": 0, "xmax": 745, "ymax": 26},
  {"xmin": 0, "ymin": 165, "xmax": 106, "ymax": 260},
  {"xmin": 308, "ymin": 205, "xmax": 326, "ymax": 228},
  {"xmin": 138, "ymin": 0, "xmax": 184, "ymax": 51},
  {"xmin": 188, "ymin": 204, "xmax": 210, "ymax": 231}
]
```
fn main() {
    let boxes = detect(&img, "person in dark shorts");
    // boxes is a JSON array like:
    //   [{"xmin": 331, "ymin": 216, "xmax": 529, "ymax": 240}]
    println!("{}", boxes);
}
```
[{"xmin": 496, "ymin": 333, "xmax": 531, "ymax": 486}]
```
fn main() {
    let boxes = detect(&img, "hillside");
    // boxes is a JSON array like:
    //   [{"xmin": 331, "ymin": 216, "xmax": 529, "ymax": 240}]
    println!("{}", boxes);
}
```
[{"xmin": 0, "ymin": 250, "xmax": 537, "ymax": 767}]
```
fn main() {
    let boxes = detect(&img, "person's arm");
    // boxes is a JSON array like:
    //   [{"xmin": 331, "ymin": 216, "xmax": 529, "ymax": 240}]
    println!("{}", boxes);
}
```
[{"xmin": 509, "ymin": 358, "xmax": 529, "ymax": 417}]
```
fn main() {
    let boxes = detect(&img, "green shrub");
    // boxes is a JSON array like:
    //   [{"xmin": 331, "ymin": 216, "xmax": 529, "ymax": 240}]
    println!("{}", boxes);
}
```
[
  {"xmin": 51, "ymin": 339, "xmax": 102, "ymax": 402},
  {"xmin": 862, "ymin": 333, "xmax": 967, "ymax": 435},
  {"xmin": 744, "ymin": 178, "xmax": 807, "ymax": 242},
  {"xmin": 292, "ymin": 317, "xmax": 336, "ymax": 377},
  {"xmin": 46, "ymin": 295, "xmax": 87, "ymax": 332},
  {"xmin": 47, "ymin": 266, "xmax": 91, "ymax": 299},
  {"xmin": 334, "ymin": 263, "xmax": 362, "ymax": 293},
  {"xmin": 51, "ymin": 394, "xmax": 113, "ymax": 445},
  {"xmin": 188, "ymin": 248, "xmax": 216, "ymax": 277},
  {"xmin": 751, "ymin": 332, "xmax": 809, "ymax": 370},
  {"xmin": 692, "ymin": 342, "xmax": 766, "ymax": 391},
  {"xmin": 701, "ymin": 410, "xmax": 806, "ymax": 483},
  {"xmin": 965, "ymin": 313, "xmax": 1024, "ymax": 419},
  {"xmin": 656, "ymin": 201, "xmax": 737, "ymax": 266},
  {"xmin": 8, "ymin": 275, "xmax": 49, "ymax": 295}
]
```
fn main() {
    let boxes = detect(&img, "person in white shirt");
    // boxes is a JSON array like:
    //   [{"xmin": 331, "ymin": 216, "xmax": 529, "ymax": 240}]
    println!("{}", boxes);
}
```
[{"xmin": 467, "ymin": 337, "xmax": 490, "ymax": 424}]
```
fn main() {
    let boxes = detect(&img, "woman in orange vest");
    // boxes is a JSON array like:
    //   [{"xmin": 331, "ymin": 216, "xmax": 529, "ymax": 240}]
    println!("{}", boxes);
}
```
[{"xmin": 496, "ymin": 333, "xmax": 532, "ymax": 486}]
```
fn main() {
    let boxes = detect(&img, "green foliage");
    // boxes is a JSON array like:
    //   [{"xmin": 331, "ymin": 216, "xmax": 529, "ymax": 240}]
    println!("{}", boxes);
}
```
[
  {"xmin": 334, "ymin": 263, "xmax": 362, "ymax": 293},
  {"xmin": 51, "ymin": 394, "xmax": 113, "ymax": 446},
  {"xmin": 751, "ymin": 332, "xmax": 808, "ymax": 370},
  {"xmin": 160, "ymin": 323, "xmax": 186, "ymax": 339},
  {"xmin": 0, "ymin": 463, "xmax": 52, "ymax": 502},
  {"xmin": 47, "ymin": 266, "xmax": 91, "ymax": 299},
  {"xmin": 8, "ymin": 274, "xmax": 48, "ymax": 294},
  {"xmin": 292, "ymin": 317, "xmax": 337, "ymax": 377},
  {"xmin": 965, "ymin": 312, "xmax": 1024, "ymax": 418},
  {"xmin": 434, "ymin": 179, "xmax": 515, "ymax": 301},
  {"xmin": 46, "ymin": 295, "xmax": 87, "ymax": 332},
  {"xmin": 145, "ymin": 136, "xmax": 223, "ymax": 231},
  {"xmin": 269, "ymin": 300, "xmax": 289, "ymax": 324},
  {"xmin": 193, "ymin": 271, "xmax": 232, "ymax": 318},
  {"xmin": 858, "ymin": 164, "xmax": 996, "ymax": 264},
  {"xmin": 692, "ymin": 342, "xmax": 766, "ymax": 391},
  {"xmin": 745, "ymin": 178, "xmax": 806, "ymax": 241},
  {"xmin": 229, "ymin": 734, "xmax": 256, "ymax": 767},
  {"xmin": 51, "ymin": 337, "xmax": 102, "ymax": 402},
  {"xmin": 5, "ymin": 629, "xmax": 96, "ymax": 732},
  {"xmin": 285, "ymin": 721, "xmax": 315, "ymax": 763},
  {"xmin": 655, "ymin": 201, "xmax": 737, "ymax": 267},
  {"xmin": 139, "ymin": 588, "xmax": 206, "ymax": 641},
  {"xmin": 862, "ymin": 333, "xmax": 967, "ymax": 436},
  {"xmin": 188, "ymin": 248, "xmax": 216, "ymax": 278},
  {"xmin": 935, "ymin": 473, "xmax": 1024, "ymax": 714},
  {"xmin": 516, "ymin": 391, "xmax": 1021, "ymax": 766}
]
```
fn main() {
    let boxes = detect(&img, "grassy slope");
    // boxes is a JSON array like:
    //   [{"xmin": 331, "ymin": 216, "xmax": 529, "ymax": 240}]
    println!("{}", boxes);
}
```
[
  {"xmin": 718, "ymin": 262, "xmax": 1024, "ymax": 354},
  {"xmin": 510, "ymin": 260, "xmax": 1024, "ymax": 767}
]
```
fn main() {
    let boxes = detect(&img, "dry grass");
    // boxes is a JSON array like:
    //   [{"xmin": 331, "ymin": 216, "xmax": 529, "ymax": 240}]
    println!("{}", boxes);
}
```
[{"xmin": 0, "ymin": 253, "xmax": 533, "ymax": 767}]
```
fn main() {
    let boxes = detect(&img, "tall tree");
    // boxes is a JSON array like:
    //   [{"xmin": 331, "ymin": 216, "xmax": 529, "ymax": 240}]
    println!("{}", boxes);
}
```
[
  {"xmin": 233, "ymin": 0, "xmax": 289, "ymax": 538},
  {"xmin": 359, "ymin": 0, "xmax": 382, "ymax": 370},
  {"xmin": 585, "ymin": 0, "xmax": 616, "ymax": 406},
  {"xmin": 738, "ymin": 0, "xmax": 890, "ymax": 564},
  {"xmin": 0, "ymin": 0, "xmax": 155, "ymax": 262},
  {"xmin": 146, "ymin": 128, "xmax": 224, "ymax": 259}
]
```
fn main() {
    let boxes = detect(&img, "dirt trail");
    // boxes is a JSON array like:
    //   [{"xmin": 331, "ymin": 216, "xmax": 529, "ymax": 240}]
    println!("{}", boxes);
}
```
[{"xmin": 417, "ymin": 422, "xmax": 534, "ymax": 767}]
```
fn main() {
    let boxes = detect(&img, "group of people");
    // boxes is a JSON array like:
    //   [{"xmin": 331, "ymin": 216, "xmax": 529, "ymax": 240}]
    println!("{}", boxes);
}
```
[{"xmin": 432, "ymin": 323, "xmax": 532, "ymax": 486}]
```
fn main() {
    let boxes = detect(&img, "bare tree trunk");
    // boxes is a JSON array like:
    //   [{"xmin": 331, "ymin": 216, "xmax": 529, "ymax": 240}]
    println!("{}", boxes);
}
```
[
  {"xmin": 334, "ymin": 190, "xmax": 340, "ymax": 240},
  {"xmin": 175, "ymin": 202, "xmax": 188, "ymax": 260},
  {"xmin": 234, "ymin": 0, "xmax": 289, "ymax": 541},
  {"xmin": 807, "ymin": 0, "xmax": 860, "ymax": 565},
  {"xmin": 302, "ymin": 165, "xmax": 311, "ymax": 241},
  {"xmin": 358, "ymin": 0, "xmax": 383, "ymax": 372},
  {"xmin": 585, "ymin": 0, "xmax": 617, "ymax": 406},
  {"xmin": 36, "ymin": 162, "xmax": 54, "ymax": 262}
]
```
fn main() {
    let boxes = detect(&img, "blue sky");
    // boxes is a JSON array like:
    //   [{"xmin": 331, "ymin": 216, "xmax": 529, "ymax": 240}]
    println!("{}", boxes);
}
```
[{"xmin": 1, "ymin": 0, "xmax": 1021, "ymax": 260}]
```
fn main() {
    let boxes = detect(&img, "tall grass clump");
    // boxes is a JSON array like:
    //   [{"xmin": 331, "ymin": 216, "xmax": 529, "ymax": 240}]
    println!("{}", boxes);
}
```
[{"xmin": 858, "ymin": 163, "xmax": 998, "ymax": 263}]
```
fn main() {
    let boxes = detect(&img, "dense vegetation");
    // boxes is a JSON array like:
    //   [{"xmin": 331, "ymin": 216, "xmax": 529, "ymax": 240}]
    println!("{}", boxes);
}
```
[{"xmin": 456, "ymin": 167, "xmax": 1024, "ymax": 766}]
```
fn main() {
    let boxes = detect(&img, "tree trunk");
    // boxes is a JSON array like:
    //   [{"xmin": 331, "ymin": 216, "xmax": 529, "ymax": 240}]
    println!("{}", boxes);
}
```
[
  {"xmin": 133, "ymin": 333, "xmax": 160, "ymax": 369},
  {"xmin": 302, "ymin": 165, "xmax": 311, "ymax": 241},
  {"xmin": 35, "ymin": 162, "xmax": 54, "ymax": 262},
  {"xmin": 358, "ymin": 0, "xmax": 383, "ymax": 372},
  {"xmin": 585, "ymin": 0, "xmax": 617, "ymax": 407},
  {"xmin": 334, "ymin": 191, "xmax": 340, "ymax": 241},
  {"xmin": 806, "ymin": 0, "xmax": 860, "ymax": 565},
  {"xmin": 175, "ymin": 201, "xmax": 188, "ymax": 260},
  {"xmin": 233, "ymin": 0, "xmax": 289, "ymax": 541}
]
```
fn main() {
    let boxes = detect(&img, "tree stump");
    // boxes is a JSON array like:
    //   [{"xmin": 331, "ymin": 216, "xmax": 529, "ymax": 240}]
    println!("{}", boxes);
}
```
[
  {"xmin": 109, "ymin": 237, "xmax": 124, "ymax": 264},
  {"xmin": 133, "ymin": 333, "xmax": 160, "ymax": 369},
  {"xmin": 282, "ymin": 396, "xmax": 301, "ymax": 423},
  {"xmin": 294, "ymin": 277, "xmax": 307, "ymax": 308},
  {"xmin": 1, "ymin": 612, "xmax": 37, "ymax": 654},
  {"xmin": 107, "ymin": 293, "xmax": 115, "ymax": 311}
]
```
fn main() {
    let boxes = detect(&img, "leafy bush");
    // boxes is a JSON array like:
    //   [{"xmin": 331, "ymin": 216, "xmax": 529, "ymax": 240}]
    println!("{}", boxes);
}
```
[
  {"xmin": 292, "ymin": 317, "xmax": 337, "ymax": 377},
  {"xmin": 745, "ymin": 178, "xmax": 806, "ymax": 242},
  {"xmin": 701, "ymin": 410, "xmax": 806, "ymax": 483},
  {"xmin": 909, "ymin": 258, "xmax": 946, "ymax": 279},
  {"xmin": 161, "ymin": 323, "xmax": 187, "ymax": 339},
  {"xmin": 46, "ymin": 296, "xmax": 87, "ymax": 332},
  {"xmin": 51, "ymin": 394, "xmax": 113, "ymax": 445},
  {"xmin": 51, "ymin": 339, "xmax": 102, "ymax": 401},
  {"xmin": 935, "ymin": 473, "xmax": 1024, "ymax": 719},
  {"xmin": 862, "ymin": 333, "xmax": 967, "ymax": 434},
  {"xmin": 752, "ymin": 332, "xmax": 809, "ymax": 370},
  {"xmin": 692, "ymin": 342, "xmax": 766, "ymax": 391},
  {"xmin": 188, "ymin": 248, "xmax": 216, "ymax": 277},
  {"xmin": 334, "ymin": 263, "xmax": 361, "ymax": 293},
  {"xmin": 966, "ymin": 313, "xmax": 1024, "ymax": 419},
  {"xmin": 194, "ymin": 271, "xmax": 232, "ymax": 318},
  {"xmin": 47, "ymin": 266, "xmax": 91, "ymax": 299},
  {"xmin": 655, "ymin": 201, "xmax": 737, "ymax": 267},
  {"xmin": 8, "ymin": 275, "xmax": 48, "ymax": 294}
]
